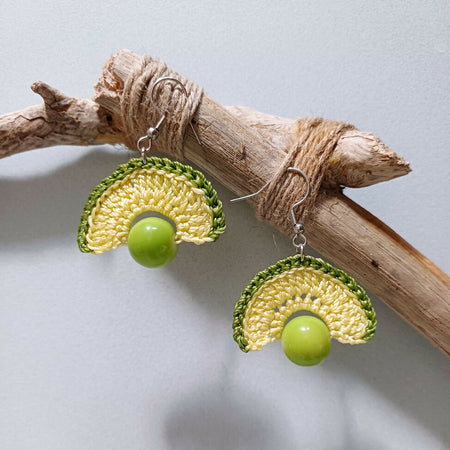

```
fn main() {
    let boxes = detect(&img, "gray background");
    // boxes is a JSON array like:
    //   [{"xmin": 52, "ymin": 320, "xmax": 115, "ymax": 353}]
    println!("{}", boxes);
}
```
[{"xmin": 1, "ymin": 1, "xmax": 449, "ymax": 449}]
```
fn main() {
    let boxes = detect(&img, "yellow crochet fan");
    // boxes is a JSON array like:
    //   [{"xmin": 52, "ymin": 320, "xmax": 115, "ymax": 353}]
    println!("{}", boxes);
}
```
[
  {"xmin": 233, "ymin": 255, "xmax": 376, "ymax": 353},
  {"xmin": 78, "ymin": 157, "xmax": 225, "ymax": 254}
]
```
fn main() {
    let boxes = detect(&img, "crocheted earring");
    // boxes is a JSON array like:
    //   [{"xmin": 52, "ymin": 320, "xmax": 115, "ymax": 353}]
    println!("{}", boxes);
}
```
[
  {"xmin": 232, "ymin": 168, "xmax": 376, "ymax": 366},
  {"xmin": 77, "ymin": 77, "xmax": 225, "ymax": 267}
]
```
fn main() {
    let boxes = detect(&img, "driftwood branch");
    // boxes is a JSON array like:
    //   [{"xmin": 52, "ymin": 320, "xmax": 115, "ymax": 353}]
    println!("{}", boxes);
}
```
[
  {"xmin": 0, "ymin": 82, "xmax": 121, "ymax": 158},
  {"xmin": 1, "ymin": 50, "xmax": 449, "ymax": 356}
]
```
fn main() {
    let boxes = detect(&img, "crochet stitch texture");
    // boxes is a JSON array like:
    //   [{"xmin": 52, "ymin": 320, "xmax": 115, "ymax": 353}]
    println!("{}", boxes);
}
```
[
  {"xmin": 233, "ymin": 255, "xmax": 376, "ymax": 352},
  {"xmin": 78, "ymin": 157, "xmax": 225, "ymax": 253}
]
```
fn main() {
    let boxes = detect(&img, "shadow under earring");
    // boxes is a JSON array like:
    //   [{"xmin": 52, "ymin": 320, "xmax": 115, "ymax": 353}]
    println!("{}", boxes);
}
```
[
  {"xmin": 77, "ymin": 78, "xmax": 225, "ymax": 267},
  {"xmin": 232, "ymin": 168, "xmax": 376, "ymax": 366}
]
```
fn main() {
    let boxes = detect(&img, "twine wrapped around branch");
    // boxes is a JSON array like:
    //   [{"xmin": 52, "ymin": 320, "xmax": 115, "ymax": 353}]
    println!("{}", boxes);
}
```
[
  {"xmin": 119, "ymin": 56, "xmax": 203, "ymax": 159},
  {"xmin": 113, "ymin": 56, "xmax": 355, "ymax": 231},
  {"xmin": 0, "ymin": 50, "xmax": 449, "ymax": 356},
  {"xmin": 257, "ymin": 118, "xmax": 355, "ymax": 229}
]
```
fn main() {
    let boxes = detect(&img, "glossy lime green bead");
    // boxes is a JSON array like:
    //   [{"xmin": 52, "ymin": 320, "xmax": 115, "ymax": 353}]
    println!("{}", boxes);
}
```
[
  {"xmin": 281, "ymin": 315, "xmax": 331, "ymax": 366},
  {"xmin": 128, "ymin": 217, "xmax": 178, "ymax": 268}
]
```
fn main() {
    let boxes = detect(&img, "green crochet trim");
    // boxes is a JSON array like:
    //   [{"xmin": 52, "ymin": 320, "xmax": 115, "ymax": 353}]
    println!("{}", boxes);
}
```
[
  {"xmin": 232, "ymin": 255, "xmax": 376, "ymax": 352},
  {"xmin": 77, "ymin": 157, "xmax": 226, "ymax": 253}
]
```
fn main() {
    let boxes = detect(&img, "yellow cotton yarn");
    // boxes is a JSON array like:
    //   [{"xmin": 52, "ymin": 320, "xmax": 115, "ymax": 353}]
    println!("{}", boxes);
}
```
[
  {"xmin": 86, "ymin": 168, "xmax": 213, "ymax": 254},
  {"xmin": 242, "ymin": 266, "xmax": 369, "ymax": 351}
]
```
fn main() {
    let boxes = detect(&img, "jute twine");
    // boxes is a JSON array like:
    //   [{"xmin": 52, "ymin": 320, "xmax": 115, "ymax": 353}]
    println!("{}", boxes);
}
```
[
  {"xmin": 119, "ymin": 56, "xmax": 354, "ymax": 228},
  {"xmin": 120, "ymin": 55, "xmax": 203, "ymax": 160},
  {"xmin": 256, "ymin": 118, "xmax": 355, "ymax": 230}
]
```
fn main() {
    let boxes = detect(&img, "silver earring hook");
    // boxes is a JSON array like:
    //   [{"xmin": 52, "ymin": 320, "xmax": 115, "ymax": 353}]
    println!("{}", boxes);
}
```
[
  {"xmin": 286, "ymin": 168, "xmax": 309, "ymax": 260},
  {"xmin": 151, "ymin": 77, "xmax": 188, "ymax": 111},
  {"xmin": 230, "ymin": 167, "xmax": 310, "ymax": 259},
  {"xmin": 230, "ymin": 168, "xmax": 310, "ymax": 225},
  {"xmin": 148, "ymin": 77, "xmax": 187, "ymax": 139},
  {"xmin": 287, "ymin": 168, "xmax": 310, "ymax": 226},
  {"xmin": 137, "ymin": 76, "xmax": 201, "ymax": 163}
]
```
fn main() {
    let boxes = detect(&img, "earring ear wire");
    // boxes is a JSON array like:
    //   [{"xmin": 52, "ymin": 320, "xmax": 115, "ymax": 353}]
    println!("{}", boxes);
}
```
[
  {"xmin": 231, "ymin": 167, "xmax": 310, "ymax": 258},
  {"xmin": 137, "ymin": 77, "xmax": 201, "ymax": 163}
]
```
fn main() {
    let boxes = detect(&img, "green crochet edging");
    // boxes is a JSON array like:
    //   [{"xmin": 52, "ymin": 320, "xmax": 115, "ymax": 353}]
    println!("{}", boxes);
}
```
[
  {"xmin": 232, "ymin": 255, "xmax": 376, "ymax": 352},
  {"xmin": 77, "ymin": 157, "xmax": 226, "ymax": 253}
]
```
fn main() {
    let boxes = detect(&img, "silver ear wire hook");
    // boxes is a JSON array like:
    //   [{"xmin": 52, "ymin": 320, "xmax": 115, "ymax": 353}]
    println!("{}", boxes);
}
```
[
  {"xmin": 230, "ymin": 167, "xmax": 310, "ymax": 222},
  {"xmin": 230, "ymin": 167, "xmax": 310, "ymax": 260},
  {"xmin": 136, "ymin": 77, "xmax": 201, "ymax": 163},
  {"xmin": 148, "ymin": 77, "xmax": 186, "ymax": 141},
  {"xmin": 287, "ymin": 168, "xmax": 310, "ymax": 226}
]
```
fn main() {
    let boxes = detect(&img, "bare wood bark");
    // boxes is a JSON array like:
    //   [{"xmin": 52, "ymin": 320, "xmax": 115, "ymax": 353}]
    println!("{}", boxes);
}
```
[
  {"xmin": 226, "ymin": 106, "xmax": 411, "ymax": 188},
  {"xmin": 0, "ymin": 50, "xmax": 448, "ymax": 356},
  {"xmin": 0, "ymin": 82, "xmax": 122, "ymax": 158}
]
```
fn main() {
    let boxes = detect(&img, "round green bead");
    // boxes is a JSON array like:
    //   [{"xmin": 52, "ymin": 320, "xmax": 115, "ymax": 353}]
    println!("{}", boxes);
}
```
[
  {"xmin": 128, "ymin": 217, "xmax": 178, "ymax": 268},
  {"xmin": 281, "ymin": 315, "xmax": 331, "ymax": 366}
]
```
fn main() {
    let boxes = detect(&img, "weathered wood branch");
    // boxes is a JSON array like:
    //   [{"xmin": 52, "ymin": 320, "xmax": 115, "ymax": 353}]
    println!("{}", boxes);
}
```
[
  {"xmin": 0, "ymin": 50, "xmax": 448, "ymax": 356},
  {"xmin": 0, "ymin": 82, "xmax": 122, "ymax": 158},
  {"xmin": 226, "ymin": 106, "xmax": 411, "ymax": 188}
]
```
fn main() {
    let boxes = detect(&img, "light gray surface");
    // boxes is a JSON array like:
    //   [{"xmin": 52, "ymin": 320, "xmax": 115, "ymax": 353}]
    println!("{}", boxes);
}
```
[{"xmin": 1, "ymin": 1, "xmax": 449, "ymax": 449}]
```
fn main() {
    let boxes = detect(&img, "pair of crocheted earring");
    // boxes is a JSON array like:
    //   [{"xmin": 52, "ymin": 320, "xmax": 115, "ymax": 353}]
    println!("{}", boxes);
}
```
[
  {"xmin": 77, "ymin": 77, "xmax": 226, "ymax": 267},
  {"xmin": 77, "ymin": 77, "xmax": 376, "ymax": 366}
]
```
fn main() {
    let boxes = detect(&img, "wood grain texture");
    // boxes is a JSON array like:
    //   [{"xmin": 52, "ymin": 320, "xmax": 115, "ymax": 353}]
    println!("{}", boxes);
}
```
[{"xmin": 0, "ymin": 82, "xmax": 121, "ymax": 158}]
